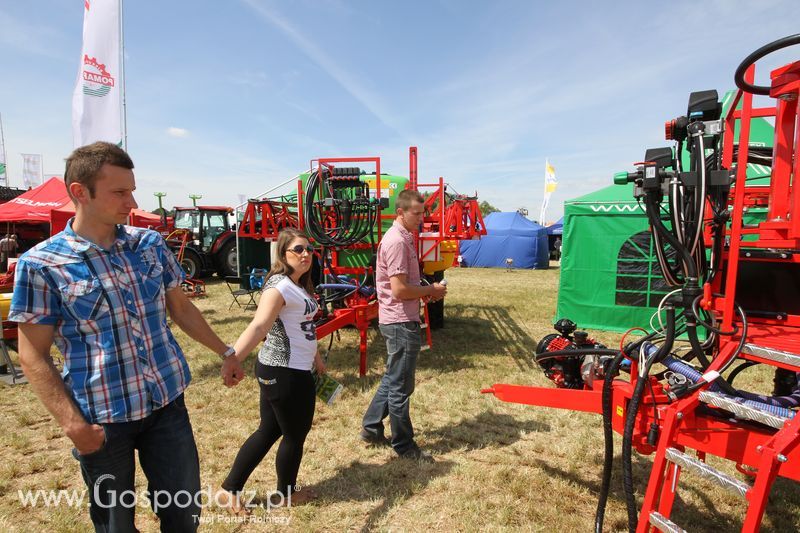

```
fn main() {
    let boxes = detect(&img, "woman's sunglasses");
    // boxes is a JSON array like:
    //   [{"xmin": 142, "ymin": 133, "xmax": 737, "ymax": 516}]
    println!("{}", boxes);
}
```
[{"xmin": 288, "ymin": 244, "xmax": 315, "ymax": 255}]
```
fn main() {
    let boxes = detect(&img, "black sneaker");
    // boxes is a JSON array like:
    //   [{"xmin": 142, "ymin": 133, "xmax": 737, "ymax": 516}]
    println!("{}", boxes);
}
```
[
  {"xmin": 359, "ymin": 429, "xmax": 391, "ymax": 447},
  {"xmin": 399, "ymin": 445, "xmax": 434, "ymax": 463}
]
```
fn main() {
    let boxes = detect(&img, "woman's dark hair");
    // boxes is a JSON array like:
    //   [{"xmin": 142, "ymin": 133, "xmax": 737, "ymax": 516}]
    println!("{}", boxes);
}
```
[{"xmin": 267, "ymin": 228, "xmax": 315, "ymax": 294}]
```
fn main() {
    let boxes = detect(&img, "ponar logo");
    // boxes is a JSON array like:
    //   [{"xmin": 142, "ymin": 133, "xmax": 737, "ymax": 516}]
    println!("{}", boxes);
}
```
[{"xmin": 82, "ymin": 55, "xmax": 115, "ymax": 97}]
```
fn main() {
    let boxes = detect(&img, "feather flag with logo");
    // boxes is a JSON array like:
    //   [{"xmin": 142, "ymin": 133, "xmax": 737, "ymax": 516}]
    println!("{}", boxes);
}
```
[
  {"xmin": 539, "ymin": 158, "xmax": 558, "ymax": 225},
  {"xmin": 72, "ymin": 0, "xmax": 124, "ymax": 148}
]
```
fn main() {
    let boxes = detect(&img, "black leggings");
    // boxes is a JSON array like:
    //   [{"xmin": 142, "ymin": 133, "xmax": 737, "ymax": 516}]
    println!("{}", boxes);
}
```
[{"xmin": 222, "ymin": 362, "xmax": 315, "ymax": 496}]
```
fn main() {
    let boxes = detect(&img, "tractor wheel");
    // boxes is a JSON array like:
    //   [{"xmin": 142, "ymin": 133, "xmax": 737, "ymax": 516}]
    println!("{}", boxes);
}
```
[
  {"xmin": 181, "ymin": 249, "xmax": 202, "ymax": 279},
  {"xmin": 216, "ymin": 239, "xmax": 238, "ymax": 278}
]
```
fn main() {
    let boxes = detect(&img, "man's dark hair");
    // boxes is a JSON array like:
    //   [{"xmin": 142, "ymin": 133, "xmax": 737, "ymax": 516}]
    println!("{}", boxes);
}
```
[
  {"xmin": 396, "ymin": 188, "xmax": 424, "ymax": 212},
  {"xmin": 64, "ymin": 142, "xmax": 134, "ymax": 199}
]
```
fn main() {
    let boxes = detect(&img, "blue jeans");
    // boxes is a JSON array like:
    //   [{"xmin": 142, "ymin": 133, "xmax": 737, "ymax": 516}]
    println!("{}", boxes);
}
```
[
  {"xmin": 72, "ymin": 394, "xmax": 201, "ymax": 533},
  {"xmin": 362, "ymin": 322, "xmax": 421, "ymax": 454}
]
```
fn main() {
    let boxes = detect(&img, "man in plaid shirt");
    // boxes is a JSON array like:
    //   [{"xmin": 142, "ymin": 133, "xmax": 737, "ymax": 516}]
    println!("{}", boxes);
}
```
[{"xmin": 11, "ymin": 142, "xmax": 244, "ymax": 532}]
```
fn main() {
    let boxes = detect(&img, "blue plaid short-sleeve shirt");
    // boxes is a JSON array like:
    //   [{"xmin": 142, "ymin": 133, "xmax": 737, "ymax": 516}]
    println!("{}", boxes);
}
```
[{"xmin": 10, "ymin": 220, "xmax": 190, "ymax": 424}]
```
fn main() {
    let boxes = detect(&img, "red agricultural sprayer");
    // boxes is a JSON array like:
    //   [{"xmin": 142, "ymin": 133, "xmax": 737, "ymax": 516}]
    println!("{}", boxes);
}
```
[
  {"xmin": 484, "ymin": 35, "xmax": 800, "ymax": 532},
  {"xmin": 237, "ymin": 147, "xmax": 486, "ymax": 376}
]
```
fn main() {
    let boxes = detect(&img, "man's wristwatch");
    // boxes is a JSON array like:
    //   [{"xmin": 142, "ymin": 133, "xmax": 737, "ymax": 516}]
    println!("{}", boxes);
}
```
[{"xmin": 221, "ymin": 346, "xmax": 236, "ymax": 360}]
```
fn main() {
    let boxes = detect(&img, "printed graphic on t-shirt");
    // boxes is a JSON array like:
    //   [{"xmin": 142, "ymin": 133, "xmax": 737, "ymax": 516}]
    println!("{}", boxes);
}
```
[{"xmin": 258, "ymin": 274, "xmax": 319, "ymax": 370}]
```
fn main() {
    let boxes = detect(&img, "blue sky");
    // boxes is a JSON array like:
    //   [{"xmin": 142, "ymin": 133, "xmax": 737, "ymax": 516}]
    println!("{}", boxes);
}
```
[{"xmin": 2, "ymin": 0, "xmax": 799, "ymax": 220}]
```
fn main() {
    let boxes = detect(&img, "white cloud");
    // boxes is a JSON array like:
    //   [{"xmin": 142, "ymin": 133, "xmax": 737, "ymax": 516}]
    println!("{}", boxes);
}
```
[{"xmin": 166, "ymin": 127, "xmax": 189, "ymax": 138}]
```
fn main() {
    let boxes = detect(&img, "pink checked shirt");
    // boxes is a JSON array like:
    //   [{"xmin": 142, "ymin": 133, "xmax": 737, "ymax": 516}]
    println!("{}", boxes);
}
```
[{"xmin": 376, "ymin": 220, "xmax": 421, "ymax": 324}]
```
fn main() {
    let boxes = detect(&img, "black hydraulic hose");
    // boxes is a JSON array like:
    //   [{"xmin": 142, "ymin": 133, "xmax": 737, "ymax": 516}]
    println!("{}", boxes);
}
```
[
  {"xmin": 690, "ymin": 294, "xmax": 737, "ymax": 336},
  {"xmin": 686, "ymin": 325, "xmax": 713, "ymax": 369},
  {"xmin": 622, "ymin": 308, "xmax": 676, "ymax": 532},
  {"xmin": 726, "ymin": 361, "xmax": 758, "ymax": 386},
  {"xmin": 651, "ymin": 228, "xmax": 682, "ymax": 287},
  {"xmin": 686, "ymin": 324, "xmax": 740, "ymax": 397},
  {"xmin": 689, "ymin": 132, "xmax": 707, "ymax": 257},
  {"xmin": 685, "ymin": 301, "xmax": 748, "ymax": 395},
  {"xmin": 534, "ymin": 348, "xmax": 622, "ymax": 362},
  {"xmin": 595, "ymin": 350, "xmax": 628, "ymax": 533},
  {"xmin": 645, "ymin": 194, "xmax": 697, "ymax": 279},
  {"xmin": 304, "ymin": 169, "xmax": 378, "ymax": 247}
]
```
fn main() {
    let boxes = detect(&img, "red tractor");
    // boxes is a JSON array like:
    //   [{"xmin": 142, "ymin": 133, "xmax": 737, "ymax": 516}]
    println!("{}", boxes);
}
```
[{"xmin": 163, "ymin": 206, "xmax": 238, "ymax": 279}]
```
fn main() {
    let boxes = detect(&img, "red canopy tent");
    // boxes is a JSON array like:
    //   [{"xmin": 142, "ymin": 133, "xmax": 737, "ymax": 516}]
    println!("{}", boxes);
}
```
[
  {"xmin": 0, "ymin": 177, "xmax": 72, "ymax": 224},
  {"xmin": 0, "ymin": 177, "xmax": 166, "ymax": 235},
  {"xmin": 50, "ymin": 205, "xmax": 165, "ymax": 235}
]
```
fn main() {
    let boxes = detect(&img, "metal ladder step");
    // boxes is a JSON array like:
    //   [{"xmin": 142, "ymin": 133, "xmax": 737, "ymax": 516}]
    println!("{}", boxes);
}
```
[
  {"xmin": 649, "ymin": 512, "xmax": 686, "ymax": 533},
  {"xmin": 699, "ymin": 390, "xmax": 790, "ymax": 430},
  {"xmin": 665, "ymin": 448, "xmax": 750, "ymax": 498},
  {"xmin": 742, "ymin": 343, "xmax": 800, "ymax": 369}
]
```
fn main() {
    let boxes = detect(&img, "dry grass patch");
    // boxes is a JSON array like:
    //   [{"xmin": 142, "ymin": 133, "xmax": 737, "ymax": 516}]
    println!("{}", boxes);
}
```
[{"xmin": 1, "ymin": 266, "xmax": 799, "ymax": 531}]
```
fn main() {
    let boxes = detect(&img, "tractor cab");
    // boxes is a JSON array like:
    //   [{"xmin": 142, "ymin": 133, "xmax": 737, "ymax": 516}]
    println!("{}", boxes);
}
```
[
  {"xmin": 173, "ymin": 206, "xmax": 231, "ymax": 250},
  {"xmin": 169, "ymin": 206, "xmax": 237, "ymax": 278}
]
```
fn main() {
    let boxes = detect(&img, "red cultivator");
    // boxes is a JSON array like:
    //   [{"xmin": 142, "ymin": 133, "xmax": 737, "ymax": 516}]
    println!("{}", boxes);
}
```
[{"xmin": 484, "ymin": 35, "xmax": 800, "ymax": 532}]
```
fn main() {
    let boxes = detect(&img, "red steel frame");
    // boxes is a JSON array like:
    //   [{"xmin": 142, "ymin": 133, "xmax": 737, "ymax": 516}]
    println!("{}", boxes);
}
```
[
  {"xmin": 409, "ymin": 147, "xmax": 487, "ymax": 262},
  {"xmin": 237, "ymin": 149, "xmax": 487, "ymax": 377},
  {"xmin": 164, "ymin": 228, "xmax": 206, "ymax": 298},
  {"xmin": 484, "ymin": 58, "xmax": 800, "ymax": 531},
  {"xmin": 308, "ymin": 156, "xmax": 382, "ymax": 377}
]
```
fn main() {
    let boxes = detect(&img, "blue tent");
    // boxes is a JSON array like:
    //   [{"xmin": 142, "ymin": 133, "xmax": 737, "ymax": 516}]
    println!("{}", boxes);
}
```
[
  {"xmin": 547, "ymin": 217, "xmax": 563, "ymax": 235},
  {"xmin": 547, "ymin": 217, "xmax": 564, "ymax": 256},
  {"xmin": 460, "ymin": 212, "xmax": 549, "ymax": 269}
]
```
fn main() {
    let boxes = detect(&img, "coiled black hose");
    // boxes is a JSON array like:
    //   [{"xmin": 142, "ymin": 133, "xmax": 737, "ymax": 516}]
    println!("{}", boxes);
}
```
[
  {"xmin": 621, "ymin": 307, "xmax": 676, "ymax": 532},
  {"xmin": 303, "ymin": 169, "xmax": 378, "ymax": 247}
]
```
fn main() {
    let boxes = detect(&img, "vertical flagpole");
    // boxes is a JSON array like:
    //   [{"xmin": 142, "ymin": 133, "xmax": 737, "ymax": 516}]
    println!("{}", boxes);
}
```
[
  {"xmin": 119, "ymin": 0, "xmax": 128, "ymax": 150},
  {"xmin": 539, "ymin": 159, "xmax": 547, "ymax": 225},
  {"xmin": 0, "ymin": 113, "xmax": 7, "ymax": 187}
]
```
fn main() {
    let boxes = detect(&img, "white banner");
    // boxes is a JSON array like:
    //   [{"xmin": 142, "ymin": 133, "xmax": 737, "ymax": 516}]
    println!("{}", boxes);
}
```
[
  {"xmin": 72, "ymin": 0, "xmax": 123, "ymax": 148},
  {"xmin": 21, "ymin": 154, "xmax": 43, "ymax": 188},
  {"xmin": 538, "ymin": 158, "xmax": 558, "ymax": 225}
]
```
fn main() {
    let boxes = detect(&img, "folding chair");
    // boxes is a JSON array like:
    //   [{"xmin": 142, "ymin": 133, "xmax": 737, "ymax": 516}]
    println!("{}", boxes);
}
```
[
  {"xmin": 249, "ymin": 268, "xmax": 268, "ymax": 291},
  {"xmin": 225, "ymin": 276, "xmax": 258, "ymax": 310},
  {"xmin": 0, "ymin": 317, "xmax": 26, "ymax": 385}
]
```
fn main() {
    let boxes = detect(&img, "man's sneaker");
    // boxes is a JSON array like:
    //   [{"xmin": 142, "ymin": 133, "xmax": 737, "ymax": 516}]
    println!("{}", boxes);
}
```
[
  {"xmin": 399, "ymin": 445, "xmax": 434, "ymax": 463},
  {"xmin": 359, "ymin": 429, "xmax": 391, "ymax": 447}
]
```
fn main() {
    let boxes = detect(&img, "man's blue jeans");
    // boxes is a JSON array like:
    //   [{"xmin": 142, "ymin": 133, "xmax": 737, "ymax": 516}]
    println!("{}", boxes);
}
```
[
  {"xmin": 72, "ymin": 394, "xmax": 201, "ymax": 533},
  {"xmin": 362, "ymin": 321, "xmax": 421, "ymax": 454}
]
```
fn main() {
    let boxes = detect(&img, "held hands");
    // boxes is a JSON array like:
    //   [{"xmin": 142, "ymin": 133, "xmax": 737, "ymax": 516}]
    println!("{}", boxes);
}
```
[
  {"xmin": 221, "ymin": 356, "xmax": 245, "ymax": 387},
  {"xmin": 67, "ymin": 422, "xmax": 105, "ymax": 456}
]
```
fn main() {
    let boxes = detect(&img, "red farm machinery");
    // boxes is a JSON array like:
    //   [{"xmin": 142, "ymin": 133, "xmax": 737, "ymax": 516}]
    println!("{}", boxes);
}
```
[
  {"xmin": 236, "ymin": 147, "xmax": 485, "ymax": 377},
  {"xmin": 483, "ymin": 35, "xmax": 800, "ymax": 532},
  {"xmin": 157, "ymin": 205, "xmax": 238, "ymax": 297}
]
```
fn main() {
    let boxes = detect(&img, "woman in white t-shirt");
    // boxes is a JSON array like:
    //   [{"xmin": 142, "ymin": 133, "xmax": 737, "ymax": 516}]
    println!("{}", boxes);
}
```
[{"xmin": 218, "ymin": 228, "xmax": 324, "ymax": 511}]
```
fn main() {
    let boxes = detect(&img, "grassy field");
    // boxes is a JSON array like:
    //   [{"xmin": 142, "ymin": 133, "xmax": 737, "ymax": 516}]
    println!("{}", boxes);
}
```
[{"xmin": 1, "ymin": 266, "xmax": 799, "ymax": 531}]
